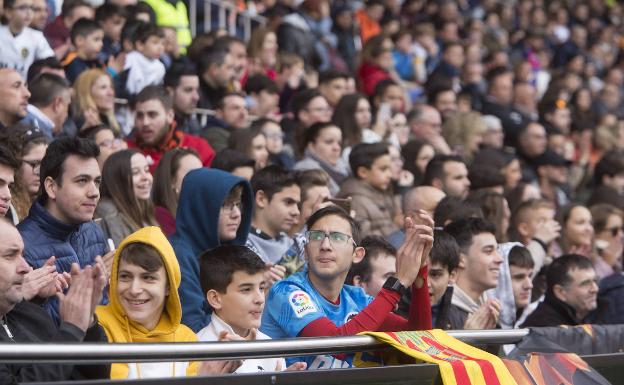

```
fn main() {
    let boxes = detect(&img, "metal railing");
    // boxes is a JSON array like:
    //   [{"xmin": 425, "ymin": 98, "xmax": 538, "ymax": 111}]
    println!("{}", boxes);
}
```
[
  {"xmin": 188, "ymin": 0, "xmax": 267, "ymax": 41},
  {"xmin": 0, "ymin": 329, "xmax": 529, "ymax": 364}
]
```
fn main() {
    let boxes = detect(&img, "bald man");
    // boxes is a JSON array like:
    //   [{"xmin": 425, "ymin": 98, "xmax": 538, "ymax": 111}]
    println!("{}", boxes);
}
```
[
  {"xmin": 0, "ymin": 69, "xmax": 31, "ymax": 129},
  {"xmin": 388, "ymin": 186, "xmax": 446, "ymax": 248}
]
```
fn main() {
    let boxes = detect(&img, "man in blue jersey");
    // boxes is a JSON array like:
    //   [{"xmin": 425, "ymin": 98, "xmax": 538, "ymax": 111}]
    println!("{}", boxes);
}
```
[{"xmin": 261, "ymin": 205, "xmax": 433, "ymax": 370}]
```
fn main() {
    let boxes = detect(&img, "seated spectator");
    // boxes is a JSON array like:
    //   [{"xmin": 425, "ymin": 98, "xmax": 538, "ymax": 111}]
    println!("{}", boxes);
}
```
[
  {"xmin": 201, "ymin": 93, "xmax": 249, "ymax": 152},
  {"xmin": 78, "ymin": 123, "xmax": 127, "ymax": 169},
  {"xmin": 96, "ymin": 227, "xmax": 200, "ymax": 378},
  {"xmin": 472, "ymin": 148, "xmax": 523, "ymax": 192},
  {"xmin": 261, "ymin": 206, "xmax": 433, "ymax": 369},
  {"xmin": 228, "ymin": 125, "xmax": 269, "ymax": 170},
  {"xmin": 18, "ymin": 137, "xmax": 111, "ymax": 325},
  {"xmin": 426, "ymin": 230, "xmax": 460, "ymax": 329},
  {"xmin": 27, "ymin": 57, "xmax": 66, "ymax": 83},
  {"xmin": 332, "ymin": 93, "xmax": 372, "ymax": 151},
  {"xmin": 507, "ymin": 245, "xmax": 536, "ymax": 327},
  {"xmin": 555, "ymin": 203, "xmax": 595, "ymax": 259},
  {"xmin": 246, "ymin": 26, "xmax": 278, "ymax": 79},
  {"xmin": 164, "ymin": 62, "xmax": 201, "ymax": 136},
  {"xmin": 256, "ymin": 118, "xmax": 294, "ymax": 170},
  {"xmin": 25, "ymin": 73, "xmax": 72, "ymax": 140},
  {"xmin": 243, "ymin": 74, "xmax": 280, "ymax": 119},
  {"xmin": 522, "ymin": 254, "xmax": 606, "ymax": 327},
  {"xmin": 292, "ymin": 168, "xmax": 332, "ymax": 235},
  {"xmin": 95, "ymin": 3, "xmax": 126, "ymax": 62},
  {"xmin": 197, "ymin": 245, "xmax": 306, "ymax": 373},
  {"xmin": 388, "ymin": 186, "xmax": 445, "ymax": 249},
  {"xmin": 587, "ymin": 149, "xmax": 624, "ymax": 208},
  {"xmin": 29, "ymin": 0, "xmax": 48, "ymax": 31},
  {"xmin": 466, "ymin": 190, "xmax": 511, "ymax": 243},
  {"xmin": 211, "ymin": 149, "xmax": 256, "ymax": 181},
  {"xmin": 423, "ymin": 155, "xmax": 470, "ymax": 199},
  {"xmin": 347, "ymin": 235, "xmax": 397, "ymax": 297},
  {"xmin": 127, "ymin": 85, "xmax": 215, "ymax": 172},
  {"xmin": 481, "ymin": 115, "xmax": 504, "ymax": 150},
  {"xmin": 467, "ymin": 164, "xmax": 506, "ymax": 194},
  {"xmin": 247, "ymin": 166, "xmax": 301, "ymax": 270},
  {"xmin": 44, "ymin": 0, "xmax": 94, "ymax": 56},
  {"xmin": 0, "ymin": 218, "xmax": 110, "ymax": 382},
  {"xmin": 171, "ymin": 168, "xmax": 253, "ymax": 332},
  {"xmin": 283, "ymin": 90, "xmax": 331, "ymax": 157},
  {"xmin": 122, "ymin": 23, "xmax": 166, "ymax": 97},
  {"xmin": 63, "ymin": 18, "xmax": 105, "ymax": 83},
  {"xmin": 96, "ymin": 150, "xmax": 157, "ymax": 246},
  {"xmin": 401, "ymin": 140, "xmax": 435, "ymax": 186},
  {"xmin": 590, "ymin": 204, "xmax": 623, "ymax": 279},
  {"xmin": 152, "ymin": 148, "xmax": 202, "ymax": 236},
  {"xmin": 73, "ymin": 69, "xmax": 121, "ymax": 134},
  {"xmin": 516, "ymin": 122, "xmax": 548, "ymax": 183},
  {"xmin": 357, "ymin": 35, "xmax": 393, "ymax": 97},
  {"xmin": 534, "ymin": 149, "xmax": 570, "ymax": 208},
  {"xmin": 0, "ymin": 123, "xmax": 47, "ymax": 222},
  {"xmin": 508, "ymin": 199, "xmax": 560, "ymax": 278},
  {"xmin": 337, "ymin": 142, "xmax": 399, "ymax": 238},
  {"xmin": 505, "ymin": 182, "xmax": 542, "ymax": 214},
  {"xmin": 408, "ymin": 105, "xmax": 451, "ymax": 155},
  {"xmin": 0, "ymin": 146, "xmax": 18, "ymax": 222},
  {"xmin": 0, "ymin": 0, "xmax": 54, "ymax": 79},
  {"xmin": 442, "ymin": 111, "xmax": 486, "ymax": 162},
  {"xmin": 0, "ymin": 69, "xmax": 31, "ymax": 129},
  {"xmin": 197, "ymin": 47, "xmax": 233, "ymax": 110},
  {"xmin": 444, "ymin": 217, "xmax": 502, "ymax": 330},
  {"xmin": 318, "ymin": 69, "xmax": 348, "ymax": 109},
  {"xmin": 212, "ymin": 36, "xmax": 247, "ymax": 89},
  {"xmin": 294, "ymin": 122, "xmax": 350, "ymax": 196}
]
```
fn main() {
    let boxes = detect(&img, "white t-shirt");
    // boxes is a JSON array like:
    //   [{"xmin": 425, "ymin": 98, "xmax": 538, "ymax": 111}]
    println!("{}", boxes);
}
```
[
  {"xmin": 124, "ymin": 50, "xmax": 165, "ymax": 95},
  {"xmin": 197, "ymin": 314, "xmax": 286, "ymax": 373},
  {"xmin": 0, "ymin": 25, "xmax": 54, "ymax": 79}
]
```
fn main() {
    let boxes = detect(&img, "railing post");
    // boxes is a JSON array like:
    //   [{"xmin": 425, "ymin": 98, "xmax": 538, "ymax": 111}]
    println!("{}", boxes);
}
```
[{"xmin": 189, "ymin": 0, "xmax": 196, "ymax": 37}]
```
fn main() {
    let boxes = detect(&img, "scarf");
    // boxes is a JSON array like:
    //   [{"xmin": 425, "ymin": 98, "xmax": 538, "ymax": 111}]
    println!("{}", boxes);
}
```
[{"xmin": 304, "ymin": 148, "xmax": 350, "ymax": 186}]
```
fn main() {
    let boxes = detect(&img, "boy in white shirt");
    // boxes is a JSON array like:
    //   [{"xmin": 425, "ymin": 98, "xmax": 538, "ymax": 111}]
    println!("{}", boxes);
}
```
[
  {"xmin": 197, "ymin": 245, "xmax": 306, "ymax": 373},
  {"xmin": 123, "ymin": 22, "xmax": 165, "ymax": 96},
  {"xmin": 0, "ymin": 0, "xmax": 54, "ymax": 78}
]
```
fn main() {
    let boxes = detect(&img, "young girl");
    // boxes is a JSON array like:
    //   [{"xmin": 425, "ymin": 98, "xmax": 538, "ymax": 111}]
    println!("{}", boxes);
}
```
[{"xmin": 96, "ymin": 149, "xmax": 157, "ymax": 245}]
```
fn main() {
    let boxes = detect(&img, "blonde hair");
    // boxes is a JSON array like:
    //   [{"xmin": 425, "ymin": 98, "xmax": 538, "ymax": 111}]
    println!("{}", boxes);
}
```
[
  {"xmin": 442, "ymin": 111, "xmax": 486, "ymax": 159},
  {"xmin": 73, "ymin": 69, "xmax": 120, "ymax": 134}
]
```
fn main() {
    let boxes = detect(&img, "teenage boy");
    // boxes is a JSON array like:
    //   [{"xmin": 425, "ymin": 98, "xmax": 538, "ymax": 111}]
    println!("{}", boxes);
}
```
[
  {"xmin": 261, "ymin": 205, "xmax": 433, "ymax": 370},
  {"xmin": 318, "ymin": 70, "xmax": 349, "ymax": 109},
  {"xmin": 507, "ymin": 245, "xmax": 536, "ymax": 327},
  {"xmin": 17, "ymin": 137, "xmax": 111, "ymax": 325},
  {"xmin": 427, "ymin": 230, "xmax": 460, "ymax": 329},
  {"xmin": 128, "ymin": 85, "xmax": 215, "ymax": 172},
  {"xmin": 247, "ymin": 165, "xmax": 301, "ymax": 264},
  {"xmin": 171, "ymin": 168, "xmax": 254, "ymax": 332},
  {"xmin": 444, "ymin": 217, "xmax": 502, "ymax": 330},
  {"xmin": 197, "ymin": 245, "xmax": 306, "ymax": 373},
  {"xmin": 63, "ymin": 18, "xmax": 104, "ymax": 83},
  {"xmin": 0, "ymin": 0, "xmax": 54, "ymax": 79},
  {"xmin": 347, "ymin": 236, "xmax": 397, "ymax": 297},
  {"xmin": 123, "ymin": 23, "xmax": 165, "ymax": 96},
  {"xmin": 337, "ymin": 142, "xmax": 399, "ymax": 238}
]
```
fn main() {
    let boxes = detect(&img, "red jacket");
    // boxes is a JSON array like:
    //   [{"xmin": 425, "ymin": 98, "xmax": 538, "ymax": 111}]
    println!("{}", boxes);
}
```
[
  {"xmin": 357, "ymin": 61, "xmax": 391, "ymax": 96},
  {"xmin": 127, "ymin": 130, "xmax": 215, "ymax": 173}
]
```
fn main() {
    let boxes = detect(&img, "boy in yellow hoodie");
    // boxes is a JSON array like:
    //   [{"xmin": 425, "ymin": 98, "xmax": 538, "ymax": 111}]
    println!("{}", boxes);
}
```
[{"xmin": 96, "ymin": 226, "xmax": 198, "ymax": 379}]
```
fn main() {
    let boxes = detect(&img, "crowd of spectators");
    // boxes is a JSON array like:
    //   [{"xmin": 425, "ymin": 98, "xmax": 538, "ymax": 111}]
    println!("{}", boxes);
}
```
[{"xmin": 1, "ymin": 0, "xmax": 624, "ymax": 381}]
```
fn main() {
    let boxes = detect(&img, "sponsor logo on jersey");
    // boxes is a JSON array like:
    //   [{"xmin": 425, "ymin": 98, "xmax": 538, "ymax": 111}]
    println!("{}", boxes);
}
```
[{"xmin": 289, "ymin": 290, "xmax": 318, "ymax": 318}]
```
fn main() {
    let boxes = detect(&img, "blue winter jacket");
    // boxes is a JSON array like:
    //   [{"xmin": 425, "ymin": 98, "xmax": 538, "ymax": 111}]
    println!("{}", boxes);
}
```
[
  {"xmin": 17, "ymin": 200, "xmax": 109, "ymax": 325},
  {"xmin": 170, "ymin": 168, "xmax": 253, "ymax": 332}
]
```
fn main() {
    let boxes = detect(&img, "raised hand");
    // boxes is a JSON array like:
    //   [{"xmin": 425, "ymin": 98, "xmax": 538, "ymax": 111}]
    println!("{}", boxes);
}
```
[
  {"xmin": 534, "ymin": 219, "xmax": 561, "ymax": 245},
  {"xmin": 395, "ymin": 212, "xmax": 434, "ymax": 288},
  {"xmin": 58, "ymin": 264, "xmax": 94, "ymax": 332},
  {"xmin": 265, "ymin": 263, "xmax": 286, "ymax": 287},
  {"xmin": 22, "ymin": 256, "xmax": 60, "ymax": 300}
]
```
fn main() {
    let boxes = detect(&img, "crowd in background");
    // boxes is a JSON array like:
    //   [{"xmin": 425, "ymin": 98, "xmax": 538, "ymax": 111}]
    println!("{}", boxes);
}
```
[{"xmin": 1, "ymin": 0, "xmax": 624, "ymax": 381}]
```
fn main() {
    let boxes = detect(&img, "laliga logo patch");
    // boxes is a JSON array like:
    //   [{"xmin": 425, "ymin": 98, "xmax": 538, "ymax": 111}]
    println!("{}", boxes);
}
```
[{"xmin": 289, "ymin": 290, "xmax": 317, "ymax": 318}]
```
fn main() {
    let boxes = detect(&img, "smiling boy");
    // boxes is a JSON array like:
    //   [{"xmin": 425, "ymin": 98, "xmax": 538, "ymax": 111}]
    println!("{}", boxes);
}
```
[{"xmin": 197, "ymin": 245, "xmax": 306, "ymax": 373}]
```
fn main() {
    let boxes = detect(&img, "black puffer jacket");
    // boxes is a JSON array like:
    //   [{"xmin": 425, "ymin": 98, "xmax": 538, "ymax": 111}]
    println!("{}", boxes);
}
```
[{"xmin": 0, "ymin": 301, "xmax": 110, "ymax": 384}]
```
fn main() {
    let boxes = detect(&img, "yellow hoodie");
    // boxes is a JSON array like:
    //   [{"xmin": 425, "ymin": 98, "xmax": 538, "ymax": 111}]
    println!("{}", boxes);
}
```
[{"xmin": 96, "ymin": 226, "xmax": 199, "ymax": 379}]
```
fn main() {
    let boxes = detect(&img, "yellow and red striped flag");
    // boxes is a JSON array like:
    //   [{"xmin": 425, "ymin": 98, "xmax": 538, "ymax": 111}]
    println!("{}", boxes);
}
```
[{"xmin": 361, "ymin": 330, "xmax": 518, "ymax": 385}]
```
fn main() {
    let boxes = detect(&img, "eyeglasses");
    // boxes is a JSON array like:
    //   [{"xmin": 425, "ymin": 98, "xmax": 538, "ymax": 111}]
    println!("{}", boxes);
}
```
[
  {"xmin": 22, "ymin": 159, "xmax": 41, "ymax": 170},
  {"xmin": 606, "ymin": 226, "xmax": 624, "ymax": 237},
  {"xmin": 221, "ymin": 201, "xmax": 242, "ymax": 214},
  {"xmin": 97, "ymin": 139, "xmax": 123, "ymax": 149},
  {"xmin": 263, "ymin": 132, "xmax": 284, "ymax": 140},
  {"xmin": 11, "ymin": 4, "xmax": 36, "ymax": 11},
  {"xmin": 306, "ymin": 230, "xmax": 356, "ymax": 247}
]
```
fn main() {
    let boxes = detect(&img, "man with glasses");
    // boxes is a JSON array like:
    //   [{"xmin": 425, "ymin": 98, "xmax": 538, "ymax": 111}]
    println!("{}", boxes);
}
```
[
  {"xmin": 522, "ymin": 254, "xmax": 606, "ymax": 327},
  {"xmin": 171, "ymin": 168, "xmax": 255, "ymax": 332},
  {"xmin": 261, "ymin": 205, "xmax": 433, "ymax": 370},
  {"xmin": 0, "ymin": 0, "xmax": 54, "ymax": 79}
]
